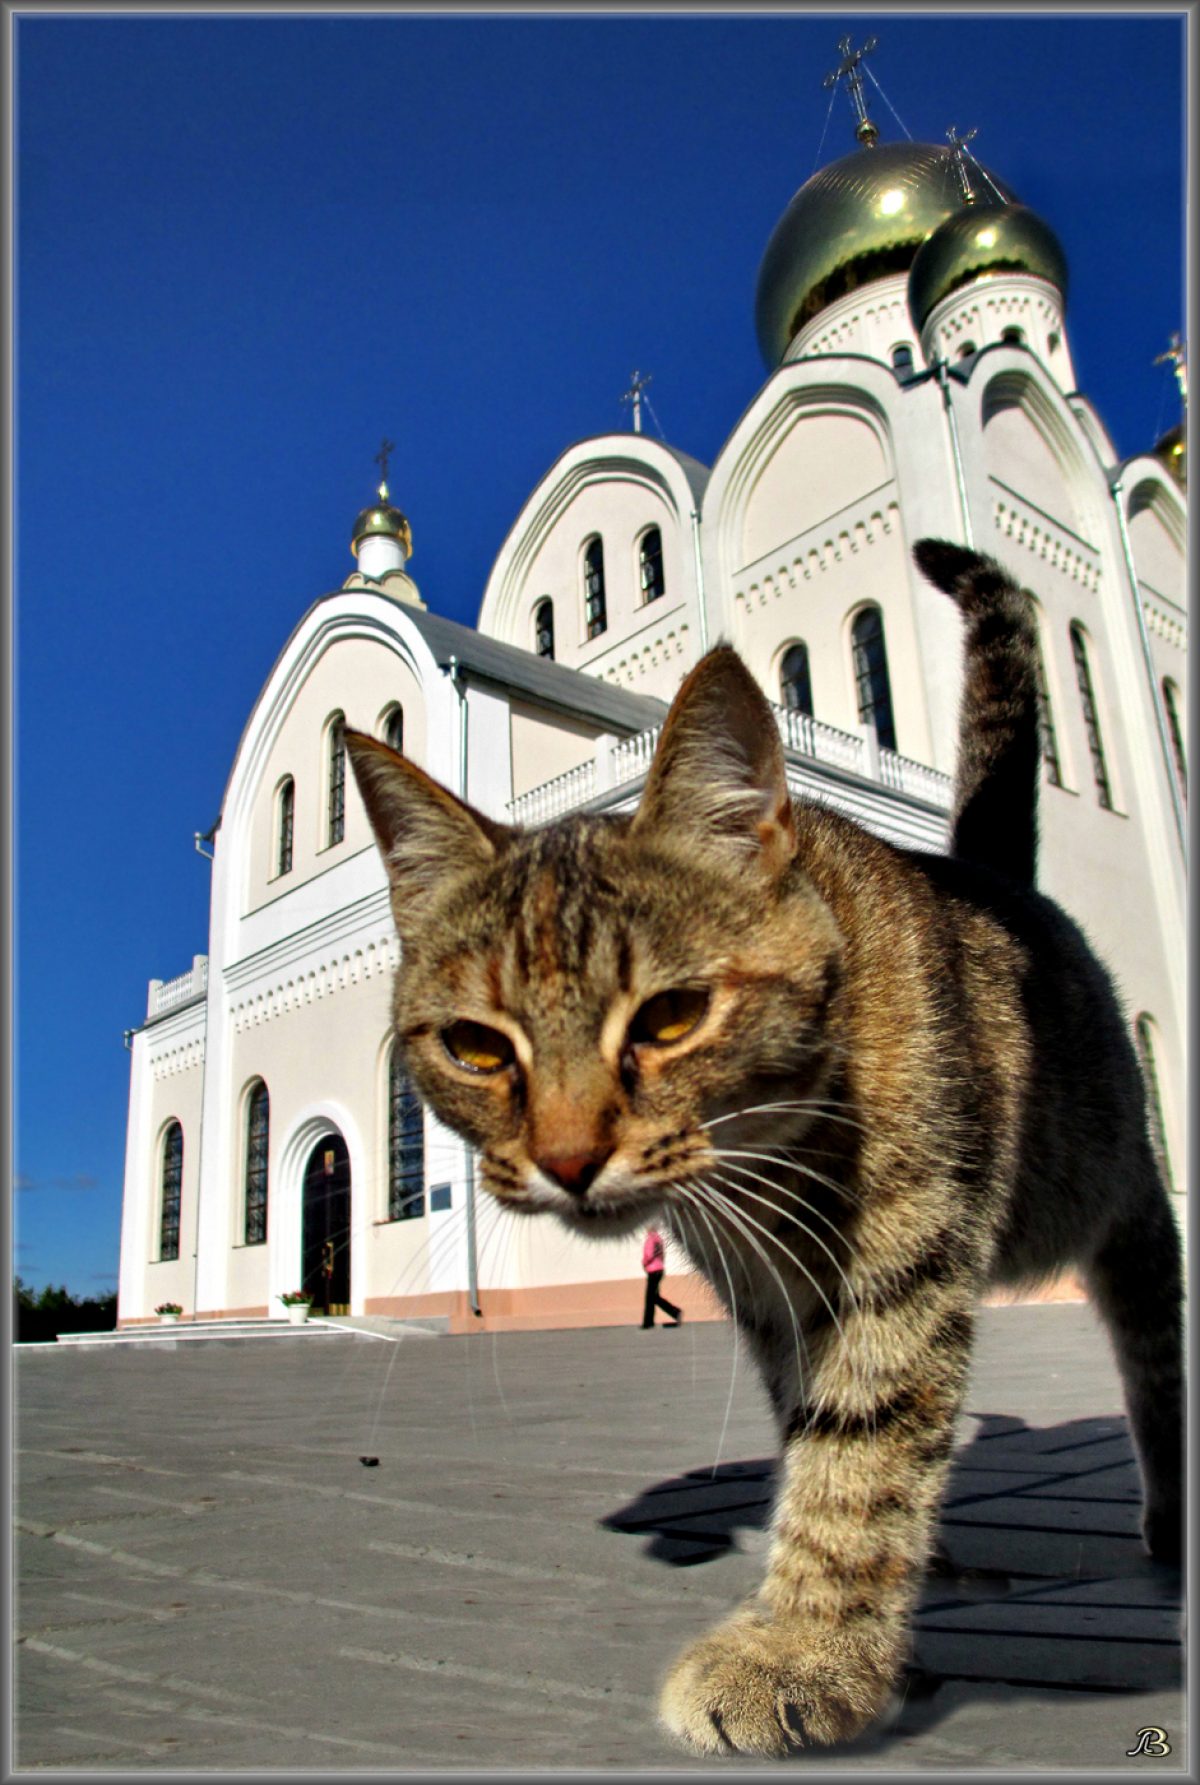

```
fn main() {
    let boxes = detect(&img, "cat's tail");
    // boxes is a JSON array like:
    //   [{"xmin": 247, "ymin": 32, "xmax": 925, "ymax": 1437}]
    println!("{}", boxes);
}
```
[{"xmin": 913, "ymin": 538, "xmax": 1041, "ymax": 889}]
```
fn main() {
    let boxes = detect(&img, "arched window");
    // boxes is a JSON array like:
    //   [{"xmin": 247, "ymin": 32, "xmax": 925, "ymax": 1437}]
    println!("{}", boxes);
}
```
[
  {"xmin": 779, "ymin": 642, "xmax": 813, "ymax": 716},
  {"xmin": 1133, "ymin": 1016, "xmax": 1173, "ymax": 1192},
  {"xmin": 276, "ymin": 777, "xmax": 294, "ymax": 877},
  {"xmin": 244, "ymin": 1081, "xmax": 269, "ymax": 1245},
  {"xmin": 384, "ymin": 706, "xmax": 404, "ymax": 755},
  {"xmin": 891, "ymin": 343, "xmax": 914, "ymax": 379},
  {"xmin": 1032, "ymin": 628, "xmax": 1062, "ymax": 788},
  {"xmin": 851, "ymin": 606, "xmax": 897, "ymax": 752},
  {"xmin": 957, "ymin": 340, "xmax": 977, "ymax": 360},
  {"xmin": 159, "ymin": 1122, "xmax": 183, "ymax": 1262},
  {"xmin": 534, "ymin": 598, "xmax": 555, "ymax": 660},
  {"xmin": 639, "ymin": 528, "xmax": 666, "ymax": 603},
  {"xmin": 1162, "ymin": 679, "xmax": 1186, "ymax": 796},
  {"xmin": 583, "ymin": 538, "xmax": 607, "ymax": 639},
  {"xmin": 1001, "ymin": 326, "xmax": 1025, "ymax": 347},
  {"xmin": 326, "ymin": 713, "xmax": 346, "ymax": 846},
  {"xmin": 1068, "ymin": 624, "xmax": 1113, "ymax": 810},
  {"xmin": 389, "ymin": 1049, "xmax": 425, "ymax": 1221}
]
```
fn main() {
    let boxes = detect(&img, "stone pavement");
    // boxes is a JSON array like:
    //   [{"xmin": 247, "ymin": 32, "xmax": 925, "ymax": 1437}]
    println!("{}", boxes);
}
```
[{"xmin": 14, "ymin": 1303, "xmax": 1186, "ymax": 1772}]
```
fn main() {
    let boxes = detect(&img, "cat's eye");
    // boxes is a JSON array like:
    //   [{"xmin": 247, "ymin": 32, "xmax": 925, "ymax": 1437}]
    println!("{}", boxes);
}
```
[
  {"xmin": 442, "ymin": 1020, "xmax": 516, "ymax": 1074},
  {"xmin": 628, "ymin": 988, "xmax": 710, "ymax": 1048}
]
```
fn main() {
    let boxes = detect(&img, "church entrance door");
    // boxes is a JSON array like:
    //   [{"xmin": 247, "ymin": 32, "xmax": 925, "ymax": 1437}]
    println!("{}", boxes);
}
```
[{"xmin": 301, "ymin": 1134, "xmax": 351, "ymax": 1315}]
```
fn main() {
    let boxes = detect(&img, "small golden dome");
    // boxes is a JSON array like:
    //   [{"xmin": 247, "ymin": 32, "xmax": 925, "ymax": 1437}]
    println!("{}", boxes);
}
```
[
  {"xmin": 351, "ymin": 501, "xmax": 412, "ymax": 560},
  {"xmin": 907, "ymin": 201, "xmax": 1068, "ymax": 331},
  {"xmin": 754, "ymin": 140, "xmax": 1017, "ymax": 367}
]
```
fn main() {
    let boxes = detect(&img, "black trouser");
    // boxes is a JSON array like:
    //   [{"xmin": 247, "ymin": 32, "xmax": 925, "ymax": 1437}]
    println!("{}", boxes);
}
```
[{"xmin": 642, "ymin": 1270, "xmax": 681, "ymax": 1327}]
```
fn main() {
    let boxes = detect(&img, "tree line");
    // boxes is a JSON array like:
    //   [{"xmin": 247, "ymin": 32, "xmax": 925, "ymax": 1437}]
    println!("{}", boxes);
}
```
[{"xmin": 14, "ymin": 1277, "xmax": 118, "ymax": 1344}]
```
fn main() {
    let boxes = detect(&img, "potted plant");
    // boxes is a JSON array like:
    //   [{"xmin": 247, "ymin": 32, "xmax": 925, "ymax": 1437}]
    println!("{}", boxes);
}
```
[
  {"xmin": 155, "ymin": 1301, "xmax": 183, "ymax": 1325},
  {"xmin": 279, "ymin": 1290, "xmax": 313, "ymax": 1326}
]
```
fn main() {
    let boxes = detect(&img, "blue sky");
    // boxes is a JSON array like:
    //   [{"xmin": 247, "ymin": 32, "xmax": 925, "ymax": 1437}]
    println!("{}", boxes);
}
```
[{"xmin": 13, "ymin": 10, "xmax": 1188, "ymax": 1296}]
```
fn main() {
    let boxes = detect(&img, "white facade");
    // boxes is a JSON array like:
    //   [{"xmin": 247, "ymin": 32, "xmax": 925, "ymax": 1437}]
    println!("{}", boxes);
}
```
[{"xmin": 119, "ymin": 134, "xmax": 1186, "ymax": 1333}]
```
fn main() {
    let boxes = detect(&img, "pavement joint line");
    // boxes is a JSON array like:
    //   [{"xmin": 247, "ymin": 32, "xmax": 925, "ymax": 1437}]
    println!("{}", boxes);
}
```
[
  {"xmin": 216, "ymin": 1466, "xmax": 548, "ymax": 1525},
  {"xmin": 340, "ymin": 1643, "xmax": 656, "ymax": 1711},
  {"xmin": 172, "ymin": 1701, "xmax": 449, "ymax": 1757},
  {"xmin": 365, "ymin": 1537, "xmax": 731, "ymax": 1605},
  {"xmin": 20, "ymin": 1638, "xmax": 265, "ymax": 1708}
]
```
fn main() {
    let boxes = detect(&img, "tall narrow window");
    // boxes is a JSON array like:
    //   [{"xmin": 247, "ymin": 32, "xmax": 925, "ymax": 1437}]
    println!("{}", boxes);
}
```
[
  {"xmin": 583, "ymin": 538, "xmax": 607, "ymax": 640},
  {"xmin": 244, "ymin": 1081, "xmax": 269, "ymax": 1245},
  {"xmin": 851, "ymin": 606, "xmax": 897, "ymax": 752},
  {"xmin": 639, "ymin": 528, "xmax": 666, "ymax": 603},
  {"xmin": 384, "ymin": 706, "xmax": 404, "ymax": 755},
  {"xmin": 1162, "ymin": 679, "xmax": 1186, "ymax": 797},
  {"xmin": 159, "ymin": 1122, "xmax": 182, "ymax": 1262},
  {"xmin": 1069, "ymin": 624, "xmax": 1113, "ymax": 810},
  {"xmin": 1032, "ymin": 631, "xmax": 1062, "ymax": 788},
  {"xmin": 389, "ymin": 1050, "xmax": 425, "ymax": 1221},
  {"xmin": 780, "ymin": 642, "xmax": 813, "ymax": 716},
  {"xmin": 891, "ymin": 343, "xmax": 914, "ymax": 379},
  {"xmin": 327, "ymin": 713, "xmax": 346, "ymax": 845},
  {"xmin": 1134, "ymin": 1016, "xmax": 1173, "ymax": 1192},
  {"xmin": 534, "ymin": 598, "xmax": 555, "ymax": 661},
  {"xmin": 276, "ymin": 777, "xmax": 295, "ymax": 877}
]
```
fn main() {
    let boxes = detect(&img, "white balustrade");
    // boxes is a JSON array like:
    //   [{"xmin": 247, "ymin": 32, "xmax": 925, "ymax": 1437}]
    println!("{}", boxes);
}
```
[
  {"xmin": 147, "ymin": 955, "xmax": 209, "ymax": 1021},
  {"xmin": 509, "ymin": 709, "xmax": 951, "ymax": 828}
]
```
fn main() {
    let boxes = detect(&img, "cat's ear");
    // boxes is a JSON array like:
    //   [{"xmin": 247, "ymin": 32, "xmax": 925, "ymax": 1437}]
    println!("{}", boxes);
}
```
[
  {"xmin": 345, "ymin": 730, "xmax": 505, "ymax": 937},
  {"xmin": 631, "ymin": 646, "xmax": 795, "ymax": 878}
]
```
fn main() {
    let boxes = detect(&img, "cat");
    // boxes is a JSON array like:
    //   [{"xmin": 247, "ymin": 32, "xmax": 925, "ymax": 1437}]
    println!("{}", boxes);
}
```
[{"xmin": 345, "ymin": 538, "xmax": 1183, "ymax": 1757}]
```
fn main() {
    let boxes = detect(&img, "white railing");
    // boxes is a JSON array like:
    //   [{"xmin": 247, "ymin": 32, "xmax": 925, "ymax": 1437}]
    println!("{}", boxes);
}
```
[
  {"xmin": 508, "ymin": 758, "xmax": 596, "ymax": 827},
  {"xmin": 774, "ymin": 705, "xmax": 867, "ymax": 776},
  {"xmin": 147, "ymin": 956, "xmax": 208, "ymax": 1021},
  {"xmin": 878, "ymin": 749, "xmax": 954, "ymax": 807},
  {"xmin": 509, "ymin": 707, "xmax": 952, "ymax": 829}
]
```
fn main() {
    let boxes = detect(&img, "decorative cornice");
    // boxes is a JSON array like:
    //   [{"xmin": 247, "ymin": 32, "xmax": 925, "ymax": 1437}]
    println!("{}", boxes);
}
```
[
  {"xmin": 230, "ymin": 930, "xmax": 400, "ymax": 1034},
  {"xmin": 150, "ymin": 1036, "xmax": 206, "ymax": 1082},
  {"xmin": 992, "ymin": 497, "xmax": 1101, "ymax": 592},
  {"xmin": 733, "ymin": 498, "xmax": 899, "ymax": 612}
]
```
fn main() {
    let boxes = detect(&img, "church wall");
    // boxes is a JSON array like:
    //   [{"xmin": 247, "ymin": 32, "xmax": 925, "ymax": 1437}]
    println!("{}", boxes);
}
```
[
  {"xmin": 244, "ymin": 635, "xmax": 427, "ymax": 919},
  {"xmin": 509, "ymin": 700, "xmax": 604, "ymax": 803},
  {"xmin": 509, "ymin": 480, "xmax": 694, "ymax": 701},
  {"xmin": 119, "ymin": 1006, "xmax": 206, "ymax": 1322}
]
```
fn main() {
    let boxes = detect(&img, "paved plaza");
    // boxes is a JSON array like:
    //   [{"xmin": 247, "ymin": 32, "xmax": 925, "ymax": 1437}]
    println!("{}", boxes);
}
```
[{"xmin": 14, "ymin": 1303, "xmax": 1186, "ymax": 1773}]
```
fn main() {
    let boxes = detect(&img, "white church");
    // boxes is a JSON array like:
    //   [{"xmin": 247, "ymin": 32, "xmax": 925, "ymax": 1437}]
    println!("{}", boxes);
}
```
[{"xmin": 118, "ymin": 61, "xmax": 1187, "ymax": 1332}]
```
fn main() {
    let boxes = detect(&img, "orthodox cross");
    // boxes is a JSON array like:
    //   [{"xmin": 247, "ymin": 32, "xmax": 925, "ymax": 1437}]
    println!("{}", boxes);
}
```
[
  {"xmin": 621, "ymin": 369, "xmax": 652, "ymax": 435},
  {"xmin": 946, "ymin": 126, "xmax": 979, "ymax": 204},
  {"xmin": 1153, "ymin": 333, "xmax": 1188, "ymax": 412},
  {"xmin": 374, "ymin": 436, "xmax": 396, "ymax": 501},
  {"xmin": 823, "ymin": 34, "xmax": 879, "ymax": 146}
]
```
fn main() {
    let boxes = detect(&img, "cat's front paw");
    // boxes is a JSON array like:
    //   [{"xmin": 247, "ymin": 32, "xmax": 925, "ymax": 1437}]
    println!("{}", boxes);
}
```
[{"xmin": 658, "ymin": 1608, "xmax": 900, "ymax": 1756}]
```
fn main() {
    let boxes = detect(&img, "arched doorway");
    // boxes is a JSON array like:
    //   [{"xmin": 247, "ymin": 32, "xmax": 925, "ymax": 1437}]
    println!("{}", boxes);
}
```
[{"xmin": 302, "ymin": 1132, "xmax": 351, "ymax": 1315}]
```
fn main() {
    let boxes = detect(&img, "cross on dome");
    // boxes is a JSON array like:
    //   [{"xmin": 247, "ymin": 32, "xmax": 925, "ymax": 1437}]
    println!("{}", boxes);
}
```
[
  {"xmin": 823, "ymin": 34, "xmax": 879, "ymax": 147},
  {"xmin": 374, "ymin": 436, "xmax": 396, "ymax": 502}
]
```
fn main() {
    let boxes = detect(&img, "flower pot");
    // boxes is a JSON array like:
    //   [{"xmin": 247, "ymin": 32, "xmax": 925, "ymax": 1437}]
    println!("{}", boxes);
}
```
[
  {"xmin": 159, "ymin": 1312, "xmax": 180, "ymax": 1325},
  {"xmin": 286, "ymin": 1303, "xmax": 310, "ymax": 1325}
]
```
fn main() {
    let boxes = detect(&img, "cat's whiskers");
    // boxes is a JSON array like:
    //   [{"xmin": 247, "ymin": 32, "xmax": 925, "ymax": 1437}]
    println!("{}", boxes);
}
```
[
  {"xmin": 699, "ymin": 1170, "xmax": 877, "ymax": 1449},
  {"xmin": 705, "ymin": 1099, "xmax": 867, "ymax": 1137},
  {"xmin": 670, "ymin": 1189, "xmax": 744, "ymax": 1478},
  {"xmin": 678, "ymin": 1177, "xmax": 815, "ymax": 1431}
]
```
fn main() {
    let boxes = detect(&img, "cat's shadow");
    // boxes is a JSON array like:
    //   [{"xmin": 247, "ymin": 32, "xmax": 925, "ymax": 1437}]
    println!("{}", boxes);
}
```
[{"xmin": 600, "ymin": 1412, "xmax": 1183, "ymax": 1745}]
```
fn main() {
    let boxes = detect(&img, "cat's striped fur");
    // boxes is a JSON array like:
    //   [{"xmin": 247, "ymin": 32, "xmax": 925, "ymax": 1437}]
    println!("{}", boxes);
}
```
[{"xmin": 346, "ymin": 539, "xmax": 1183, "ymax": 1756}]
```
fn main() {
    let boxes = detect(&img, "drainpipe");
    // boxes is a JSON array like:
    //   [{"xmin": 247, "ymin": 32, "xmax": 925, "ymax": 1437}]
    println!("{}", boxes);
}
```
[
  {"xmin": 1108, "ymin": 474, "xmax": 1187, "ymax": 857},
  {"xmin": 934, "ymin": 359, "xmax": 974, "ymax": 546},
  {"xmin": 690, "ymin": 508, "xmax": 709, "ymax": 654},
  {"xmin": 441, "ymin": 657, "xmax": 483, "ymax": 1318}
]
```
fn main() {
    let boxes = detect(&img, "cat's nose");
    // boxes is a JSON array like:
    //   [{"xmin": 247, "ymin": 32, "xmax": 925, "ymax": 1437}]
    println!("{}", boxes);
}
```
[{"xmin": 536, "ymin": 1148, "xmax": 614, "ymax": 1196}]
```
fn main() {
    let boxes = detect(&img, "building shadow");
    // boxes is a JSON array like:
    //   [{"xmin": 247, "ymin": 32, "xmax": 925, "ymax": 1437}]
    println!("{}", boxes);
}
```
[{"xmin": 600, "ymin": 1412, "xmax": 1183, "ymax": 1740}]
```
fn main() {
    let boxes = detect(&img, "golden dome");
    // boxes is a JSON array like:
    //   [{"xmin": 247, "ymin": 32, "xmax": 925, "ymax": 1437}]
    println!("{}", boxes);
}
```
[
  {"xmin": 907, "ymin": 200, "xmax": 1068, "ymax": 331},
  {"xmin": 1154, "ymin": 422, "xmax": 1186, "ymax": 492},
  {"xmin": 754, "ymin": 140, "xmax": 1018, "ymax": 367},
  {"xmin": 351, "ymin": 500, "xmax": 412, "ymax": 560}
]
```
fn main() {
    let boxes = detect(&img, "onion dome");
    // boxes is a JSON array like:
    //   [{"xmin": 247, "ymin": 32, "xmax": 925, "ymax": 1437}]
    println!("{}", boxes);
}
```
[
  {"xmin": 351, "ymin": 496, "xmax": 412, "ymax": 563},
  {"xmin": 754, "ymin": 140, "xmax": 1018, "ymax": 367},
  {"xmin": 908, "ymin": 200, "xmax": 1068, "ymax": 332}
]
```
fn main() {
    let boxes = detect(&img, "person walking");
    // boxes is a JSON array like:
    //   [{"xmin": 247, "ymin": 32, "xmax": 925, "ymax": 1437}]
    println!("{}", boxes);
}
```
[{"xmin": 641, "ymin": 1226, "xmax": 682, "ymax": 1328}]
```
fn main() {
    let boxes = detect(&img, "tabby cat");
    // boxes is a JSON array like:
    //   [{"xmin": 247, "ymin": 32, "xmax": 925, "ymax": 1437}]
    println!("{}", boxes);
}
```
[{"xmin": 346, "ymin": 538, "xmax": 1182, "ymax": 1756}]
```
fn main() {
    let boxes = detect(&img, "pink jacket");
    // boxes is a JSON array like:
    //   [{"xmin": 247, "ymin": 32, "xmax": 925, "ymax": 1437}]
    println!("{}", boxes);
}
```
[{"xmin": 642, "ymin": 1230, "xmax": 664, "ymax": 1273}]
